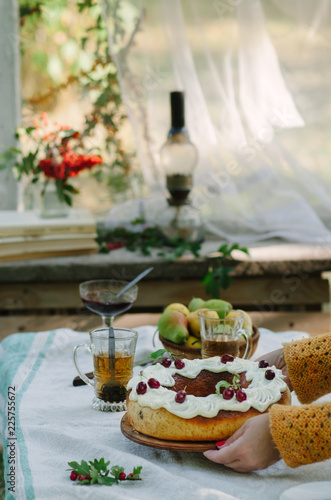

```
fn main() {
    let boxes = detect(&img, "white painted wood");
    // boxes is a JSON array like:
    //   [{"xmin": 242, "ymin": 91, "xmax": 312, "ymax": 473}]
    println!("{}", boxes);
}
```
[{"xmin": 0, "ymin": 0, "xmax": 21, "ymax": 209}]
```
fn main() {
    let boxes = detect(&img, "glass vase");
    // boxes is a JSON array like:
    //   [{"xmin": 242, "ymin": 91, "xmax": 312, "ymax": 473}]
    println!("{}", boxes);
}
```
[{"xmin": 38, "ymin": 183, "xmax": 69, "ymax": 218}]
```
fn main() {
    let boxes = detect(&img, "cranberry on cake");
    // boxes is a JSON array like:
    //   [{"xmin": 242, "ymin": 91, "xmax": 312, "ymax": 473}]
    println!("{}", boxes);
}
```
[{"xmin": 126, "ymin": 355, "xmax": 291, "ymax": 441}]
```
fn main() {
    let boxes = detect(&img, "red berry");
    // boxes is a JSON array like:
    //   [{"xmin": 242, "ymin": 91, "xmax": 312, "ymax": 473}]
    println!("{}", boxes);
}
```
[
  {"xmin": 85, "ymin": 474, "xmax": 91, "ymax": 481},
  {"xmin": 236, "ymin": 389, "xmax": 247, "ymax": 402},
  {"xmin": 148, "ymin": 378, "xmax": 160, "ymax": 389},
  {"xmin": 265, "ymin": 369, "xmax": 275, "ymax": 380},
  {"xmin": 174, "ymin": 359, "xmax": 185, "ymax": 369},
  {"xmin": 175, "ymin": 390, "xmax": 187, "ymax": 403},
  {"xmin": 128, "ymin": 473, "xmax": 134, "ymax": 478},
  {"xmin": 221, "ymin": 354, "xmax": 234, "ymax": 364},
  {"xmin": 119, "ymin": 472, "xmax": 126, "ymax": 480},
  {"xmin": 70, "ymin": 471, "xmax": 78, "ymax": 481},
  {"xmin": 136, "ymin": 381, "xmax": 147, "ymax": 395},
  {"xmin": 258, "ymin": 360, "xmax": 269, "ymax": 368},
  {"xmin": 223, "ymin": 387, "xmax": 235, "ymax": 400},
  {"xmin": 161, "ymin": 358, "xmax": 172, "ymax": 368},
  {"xmin": 77, "ymin": 475, "xmax": 85, "ymax": 482}
]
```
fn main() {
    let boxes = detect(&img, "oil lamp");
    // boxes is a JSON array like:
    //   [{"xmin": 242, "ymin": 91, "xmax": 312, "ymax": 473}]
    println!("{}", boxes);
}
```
[{"xmin": 157, "ymin": 91, "xmax": 203, "ymax": 243}]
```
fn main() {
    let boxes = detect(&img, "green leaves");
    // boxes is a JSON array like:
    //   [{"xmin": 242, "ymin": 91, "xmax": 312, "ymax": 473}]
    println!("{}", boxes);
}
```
[
  {"xmin": 0, "ymin": 149, "xmax": 18, "ymax": 171},
  {"xmin": 110, "ymin": 465, "xmax": 125, "ymax": 478},
  {"xmin": 68, "ymin": 460, "xmax": 91, "ymax": 477},
  {"xmin": 201, "ymin": 266, "xmax": 233, "ymax": 298},
  {"xmin": 97, "ymin": 222, "xmax": 250, "ymax": 301},
  {"xmin": 217, "ymin": 243, "xmax": 249, "ymax": 258},
  {"xmin": 158, "ymin": 239, "xmax": 201, "ymax": 262},
  {"xmin": 148, "ymin": 349, "xmax": 170, "ymax": 360},
  {"xmin": 201, "ymin": 243, "xmax": 250, "ymax": 299},
  {"xmin": 87, "ymin": 458, "xmax": 117, "ymax": 486},
  {"xmin": 97, "ymin": 476, "xmax": 118, "ymax": 486},
  {"xmin": 130, "ymin": 466, "xmax": 143, "ymax": 480},
  {"xmin": 55, "ymin": 181, "xmax": 80, "ymax": 206},
  {"xmin": 77, "ymin": 0, "xmax": 98, "ymax": 12},
  {"xmin": 0, "ymin": 146, "xmax": 40, "ymax": 180},
  {"xmin": 89, "ymin": 457, "xmax": 110, "ymax": 474},
  {"xmin": 67, "ymin": 458, "xmax": 142, "ymax": 486},
  {"xmin": 96, "ymin": 222, "xmax": 201, "ymax": 260}
]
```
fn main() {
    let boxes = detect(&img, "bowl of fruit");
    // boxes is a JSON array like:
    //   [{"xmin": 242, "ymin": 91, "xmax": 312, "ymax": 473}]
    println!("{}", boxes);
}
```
[{"xmin": 158, "ymin": 297, "xmax": 259, "ymax": 360}]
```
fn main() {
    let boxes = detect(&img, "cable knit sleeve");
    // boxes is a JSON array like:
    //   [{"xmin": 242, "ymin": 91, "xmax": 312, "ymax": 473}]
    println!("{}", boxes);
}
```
[
  {"xmin": 269, "ymin": 333, "xmax": 331, "ymax": 468},
  {"xmin": 269, "ymin": 402, "xmax": 331, "ymax": 467},
  {"xmin": 283, "ymin": 333, "xmax": 331, "ymax": 404}
]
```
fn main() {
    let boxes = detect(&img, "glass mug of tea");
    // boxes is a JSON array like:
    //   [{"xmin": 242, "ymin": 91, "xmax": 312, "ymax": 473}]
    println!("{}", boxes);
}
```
[
  {"xmin": 73, "ymin": 328, "xmax": 138, "ymax": 411},
  {"xmin": 198, "ymin": 310, "xmax": 252, "ymax": 359}
]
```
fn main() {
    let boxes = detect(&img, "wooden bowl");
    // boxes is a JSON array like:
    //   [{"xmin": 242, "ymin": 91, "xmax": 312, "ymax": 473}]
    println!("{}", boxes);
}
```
[{"xmin": 159, "ymin": 325, "xmax": 260, "ymax": 360}]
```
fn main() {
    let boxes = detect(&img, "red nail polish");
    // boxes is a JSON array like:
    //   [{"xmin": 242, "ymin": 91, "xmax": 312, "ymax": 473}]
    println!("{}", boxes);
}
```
[{"xmin": 216, "ymin": 440, "xmax": 227, "ymax": 447}]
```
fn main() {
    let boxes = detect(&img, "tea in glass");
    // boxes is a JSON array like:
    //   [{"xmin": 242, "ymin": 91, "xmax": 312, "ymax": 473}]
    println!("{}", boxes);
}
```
[
  {"xmin": 93, "ymin": 351, "xmax": 135, "ymax": 402},
  {"xmin": 73, "ymin": 327, "xmax": 138, "ymax": 411},
  {"xmin": 198, "ymin": 310, "xmax": 252, "ymax": 359}
]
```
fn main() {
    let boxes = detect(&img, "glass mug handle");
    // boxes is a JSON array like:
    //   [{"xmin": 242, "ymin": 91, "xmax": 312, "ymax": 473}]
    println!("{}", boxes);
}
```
[
  {"xmin": 238, "ymin": 329, "xmax": 253, "ymax": 359},
  {"xmin": 73, "ymin": 344, "xmax": 94, "ymax": 387}
]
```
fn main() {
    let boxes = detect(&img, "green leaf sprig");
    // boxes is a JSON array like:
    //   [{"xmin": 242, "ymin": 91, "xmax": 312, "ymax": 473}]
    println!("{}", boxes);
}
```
[
  {"xmin": 67, "ymin": 458, "xmax": 142, "ymax": 486},
  {"xmin": 96, "ymin": 222, "xmax": 249, "ymax": 300},
  {"xmin": 96, "ymin": 222, "xmax": 201, "ymax": 260},
  {"xmin": 215, "ymin": 374, "xmax": 241, "ymax": 396}
]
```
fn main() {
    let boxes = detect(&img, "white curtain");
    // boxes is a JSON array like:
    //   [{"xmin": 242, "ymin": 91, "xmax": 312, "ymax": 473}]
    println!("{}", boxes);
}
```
[
  {"xmin": 102, "ymin": 0, "xmax": 331, "ymax": 244},
  {"xmin": 0, "ymin": 0, "xmax": 20, "ymax": 210}
]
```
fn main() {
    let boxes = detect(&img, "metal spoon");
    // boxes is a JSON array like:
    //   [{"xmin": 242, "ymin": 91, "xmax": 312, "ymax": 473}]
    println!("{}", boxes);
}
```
[
  {"xmin": 100, "ymin": 325, "xmax": 127, "ymax": 403},
  {"xmin": 108, "ymin": 325, "xmax": 116, "ymax": 379},
  {"xmin": 116, "ymin": 267, "xmax": 154, "ymax": 298}
]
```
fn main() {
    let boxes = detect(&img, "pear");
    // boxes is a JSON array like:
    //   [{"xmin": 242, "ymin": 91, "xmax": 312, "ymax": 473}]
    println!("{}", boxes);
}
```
[
  {"xmin": 188, "ymin": 297, "xmax": 206, "ymax": 312},
  {"xmin": 164, "ymin": 302, "xmax": 190, "ymax": 316},
  {"xmin": 184, "ymin": 335, "xmax": 202, "ymax": 349},
  {"xmin": 226, "ymin": 309, "xmax": 253, "ymax": 334},
  {"xmin": 187, "ymin": 308, "xmax": 219, "ymax": 339},
  {"xmin": 225, "ymin": 309, "xmax": 243, "ymax": 320},
  {"xmin": 204, "ymin": 299, "xmax": 232, "ymax": 318},
  {"xmin": 158, "ymin": 310, "xmax": 189, "ymax": 344},
  {"xmin": 238, "ymin": 309, "xmax": 253, "ymax": 334},
  {"xmin": 204, "ymin": 298, "xmax": 232, "ymax": 310}
]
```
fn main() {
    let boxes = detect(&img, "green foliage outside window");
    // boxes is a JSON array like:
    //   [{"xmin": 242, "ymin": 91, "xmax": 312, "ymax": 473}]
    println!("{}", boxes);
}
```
[{"xmin": 18, "ymin": 0, "xmax": 139, "ymax": 200}]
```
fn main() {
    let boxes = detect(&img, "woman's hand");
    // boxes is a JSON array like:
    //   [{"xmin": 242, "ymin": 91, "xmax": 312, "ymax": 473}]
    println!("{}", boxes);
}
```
[
  {"xmin": 203, "ymin": 413, "xmax": 281, "ymax": 473},
  {"xmin": 256, "ymin": 348, "xmax": 292, "ymax": 391}
]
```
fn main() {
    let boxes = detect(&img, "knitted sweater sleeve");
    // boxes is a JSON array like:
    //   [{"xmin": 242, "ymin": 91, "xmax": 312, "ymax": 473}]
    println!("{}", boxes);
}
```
[
  {"xmin": 269, "ymin": 333, "xmax": 331, "ymax": 468},
  {"xmin": 283, "ymin": 333, "xmax": 331, "ymax": 404}
]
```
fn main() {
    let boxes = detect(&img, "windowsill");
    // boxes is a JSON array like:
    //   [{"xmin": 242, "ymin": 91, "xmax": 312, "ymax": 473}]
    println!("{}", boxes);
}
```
[{"xmin": 0, "ymin": 240, "xmax": 331, "ymax": 283}]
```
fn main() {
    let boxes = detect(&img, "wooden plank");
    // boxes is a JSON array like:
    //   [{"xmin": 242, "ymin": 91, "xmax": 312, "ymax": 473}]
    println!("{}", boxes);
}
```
[
  {"xmin": 0, "ymin": 283, "xmax": 82, "ymax": 310},
  {"xmin": 137, "ymin": 276, "xmax": 330, "ymax": 308},
  {"xmin": 0, "ymin": 275, "xmax": 329, "ymax": 311},
  {"xmin": 1, "ymin": 312, "xmax": 330, "ymax": 343}
]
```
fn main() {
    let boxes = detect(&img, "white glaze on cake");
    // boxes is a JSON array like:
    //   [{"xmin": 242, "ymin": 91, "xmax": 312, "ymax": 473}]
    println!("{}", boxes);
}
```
[{"xmin": 127, "ymin": 357, "xmax": 287, "ymax": 418}]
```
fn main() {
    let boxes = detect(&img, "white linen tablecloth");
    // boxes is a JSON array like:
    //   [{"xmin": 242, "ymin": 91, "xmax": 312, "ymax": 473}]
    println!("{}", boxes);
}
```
[{"xmin": 0, "ymin": 326, "xmax": 330, "ymax": 500}]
